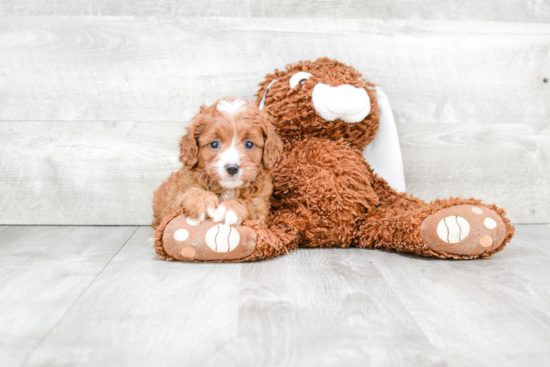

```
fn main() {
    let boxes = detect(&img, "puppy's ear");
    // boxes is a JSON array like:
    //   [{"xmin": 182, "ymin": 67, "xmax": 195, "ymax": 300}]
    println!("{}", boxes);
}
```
[
  {"xmin": 260, "ymin": 112, "xmax": 283, "ymax": 169},
  {"xmin": 179, "ymin": 110, "xmax": 207, "ymax": 169}
]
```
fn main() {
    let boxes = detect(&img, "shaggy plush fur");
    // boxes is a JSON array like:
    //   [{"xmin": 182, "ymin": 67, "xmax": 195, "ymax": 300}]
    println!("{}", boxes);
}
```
[
  {"xmin": 153, "ymin": 58, "xmax": 514, "ymax": 262},
  {"xmin": 152, "ymin": 97, "xmax": 282, "ymax": 229},
  {"xmin": 246, "ymin": 58, "xmax": 513, "ymax": 260}
]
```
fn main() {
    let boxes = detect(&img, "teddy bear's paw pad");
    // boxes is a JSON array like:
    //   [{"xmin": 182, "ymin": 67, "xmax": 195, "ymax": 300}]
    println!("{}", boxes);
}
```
[
  {"xmin": 162, "ymin": 215, "xmax": 256, "ymax": 261},
  {"xmin": 420, "ymin": 205, "xmax": 506, "ymax": 256}
]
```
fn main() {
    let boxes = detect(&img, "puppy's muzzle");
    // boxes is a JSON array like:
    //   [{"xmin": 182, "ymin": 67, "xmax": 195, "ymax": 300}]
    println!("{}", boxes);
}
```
[{"xmin": 225, "ymin": 164, "xmax": 240, "ymax": 176}]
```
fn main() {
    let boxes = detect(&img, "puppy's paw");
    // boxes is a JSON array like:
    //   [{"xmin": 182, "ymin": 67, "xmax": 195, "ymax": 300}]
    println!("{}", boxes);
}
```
[
  {"xmin": 225, "ymin": 210, "xmax": 239, "ymax": 226},
  {"xmin": 213, "ymin": 205, "xmax": 227, "ymax": 223},
  {"xmin": 213, "ymin": 200, "xmax": 248, "ymax": 226},
  {"xmin": 181, "ymin": 188, "xmax": 220, "ymax": 223}
]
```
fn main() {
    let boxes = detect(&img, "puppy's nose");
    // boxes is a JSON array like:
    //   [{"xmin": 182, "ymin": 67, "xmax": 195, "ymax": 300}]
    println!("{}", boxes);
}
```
[{"xmin": 225, "ymin": 164, "xmax": 240, "ymax": 176}]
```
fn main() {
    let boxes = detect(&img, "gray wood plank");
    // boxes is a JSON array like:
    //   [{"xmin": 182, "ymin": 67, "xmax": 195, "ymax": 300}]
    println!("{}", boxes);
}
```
[
  {"xmin": 24, "ymin": 226, "xmax": 445, "ymax": 367},
  {"xmin": 1, "ymin": 121, "xmax": 548, "ymax": 225},
  {"xmin": 23, "ymin": 226, "xmax": 244, "ymax": 367},
  {"xmin": 0, "ymin": 225, "xmax": 137, "ymax": 367},
  {"xmin": 0, "ymin": 17, "xmax": 548, "ymax": 125},
  {"xmin": 0, "ymin": 121, "xmax": 182, "ymax": 225},
  {"xmin": 0, "ymin": 0, "xmax": 548, "ymax": 23},
  {"xmin": 369, "ymin": 224, "xmax": 550, "ymax": 367},
  {"xmin": 231, "ymin": 248, "xmax": 445, "ymax": 366},
  {"xmin": 401, "ymin": 123, "xmax": 550, "ymax": 224}
]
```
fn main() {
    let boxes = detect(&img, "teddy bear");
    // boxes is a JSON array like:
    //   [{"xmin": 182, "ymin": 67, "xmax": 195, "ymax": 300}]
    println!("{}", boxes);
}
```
[{"xmin": 153, "ymin": 58, "xmax": 514, "ymax": 262}]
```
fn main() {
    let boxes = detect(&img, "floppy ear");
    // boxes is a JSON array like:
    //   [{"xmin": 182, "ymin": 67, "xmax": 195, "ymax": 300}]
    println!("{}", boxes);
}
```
[
  {"xmin": 260, "ymin": 112, "xmax": 283, "ymax": 169},
  {"xmin": 179, "ymin": 108, "xmax": 207, "ymax": 169},
  {"xmin": 255, "ymin": 75, "xmax": 278, "ymax": 110}
]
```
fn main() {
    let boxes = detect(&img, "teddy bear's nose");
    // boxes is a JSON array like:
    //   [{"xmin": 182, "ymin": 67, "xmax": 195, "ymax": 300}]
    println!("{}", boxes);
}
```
[
  {"xmin": 335, "ymin": 85, "xmax": 356, "ymax": 101},
  {"xmin": 311, "ymin": 83, "xmax": 371, "ymax": 124}
]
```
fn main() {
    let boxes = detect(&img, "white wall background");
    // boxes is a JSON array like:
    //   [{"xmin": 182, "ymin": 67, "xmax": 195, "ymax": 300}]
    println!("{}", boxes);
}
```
[{"xmin": 0, "ymin": 1, "xmax": 548, "ymax": 225}]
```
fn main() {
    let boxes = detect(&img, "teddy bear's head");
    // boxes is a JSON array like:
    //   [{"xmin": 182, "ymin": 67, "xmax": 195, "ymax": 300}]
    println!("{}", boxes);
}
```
[{"xmin": 255, "ymin": 58, "xmax": 380, "ymax": 150}]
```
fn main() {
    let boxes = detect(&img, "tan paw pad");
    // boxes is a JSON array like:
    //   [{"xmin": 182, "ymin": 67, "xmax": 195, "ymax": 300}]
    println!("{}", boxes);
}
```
[
  {"xmin": 181, "ymin": 247, "xmax": 196, "ymax": 258},
  {"xmin": 162, "ymin": 215, "xmax": 256, "ymax": 261},
  {"xmin": 421, "ymin": 205, "xmax": 507, "ymax": 257}
]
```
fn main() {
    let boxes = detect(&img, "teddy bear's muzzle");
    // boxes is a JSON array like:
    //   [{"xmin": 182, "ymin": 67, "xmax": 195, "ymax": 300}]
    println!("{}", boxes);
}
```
[{"xmin": 312, "ymin": 83, "xmax": 371, "ymax": 124}]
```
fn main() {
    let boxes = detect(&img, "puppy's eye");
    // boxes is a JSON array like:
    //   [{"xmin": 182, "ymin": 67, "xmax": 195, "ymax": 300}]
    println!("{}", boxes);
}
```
[
  {"xmin": 289, "ymin": 72, "xmax": 313, "ymax": 88},
  {"xmin": 244, "ymin": 140, "xmax": 255, "ymax": 150},
  {"xmin": 209, "ymin": 140, "xmax": 220, "ymax": 150}
]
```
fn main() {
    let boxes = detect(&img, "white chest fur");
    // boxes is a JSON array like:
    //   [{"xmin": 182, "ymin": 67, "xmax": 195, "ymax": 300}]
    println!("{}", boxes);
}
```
[{"xmin": 220, "ymin": 189, "xmax": 235, "ymax": 201}]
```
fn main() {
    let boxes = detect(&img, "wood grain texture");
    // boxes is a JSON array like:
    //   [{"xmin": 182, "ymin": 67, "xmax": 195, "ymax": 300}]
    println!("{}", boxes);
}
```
[
  {"xmin": 232, "ymin": 249, "xmax": 445, "ymax": 366},
  {"xmin": 23, "ymin": 226, "xmax": 445, "ymax": 367},
  {"xmin": 23, "ymin": 226, "xmax": 244, "ymax": 367},
  {"xmin": 369, "ymin": 224, "xmax": 550, "ymax": 367},
  {"xmin": 1, "ymin": 120, "xmax": 547, "ymax": 224},
  {"xmin": 0, "ymin": 121, "xmax": 182, "ymax": 225},
  {"xmin": 0, "ymin": 225, "xmax": 137, "ymax": 367},
  {"xmin": 400, "ymin": 122, "xmax": 550, "ymax": 223},
  {"xmin": 7, "ymin": 224, "xmax": 549, "ymax": 367},
  {"xmin": 0, "ymin": 17, "xmax": 548, "ymax": 125},
  {"xmin": 0, "ymin": 0, "xmax": 549, "ymax": 23}
]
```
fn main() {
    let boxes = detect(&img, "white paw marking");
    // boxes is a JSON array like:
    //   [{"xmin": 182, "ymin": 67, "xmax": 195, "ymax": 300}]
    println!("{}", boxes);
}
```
[
  {"xmin": 174, "ymin": 229, "xmax": 189, "ymax": 241},
  {"xmin": 207, "ymin": 206, "xmax": 216, "ymax": 218},
  {"xmin": 205, "ymin": 224, "xmax": 240, "ymax": 252},
  {"xmin": 484, "ymin": 218, "xmax": 497, "ymax": 229},
  {"xmin": 471, "ymin": 207, "xmax": 483, "ymax": 214},
  {"xmin": 437, "ymin": 216, "xmax": 470, "ymax": 243},
  {"xmin": 213, "ymin": 205, "xmax": 227, "ymax": 222},
  {"xmin": 186, "ymin": 217, "xmax": 201, "ymax": 226},
  {"xmin": 225, "ymin": 210, "xmax": 239, "ymax": 225}
]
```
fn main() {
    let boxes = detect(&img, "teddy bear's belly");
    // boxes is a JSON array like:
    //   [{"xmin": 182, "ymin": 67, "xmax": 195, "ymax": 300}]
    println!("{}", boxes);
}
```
[{"xmin": 271, "ymin": 138, "xmax": 378, "ymax": 248}]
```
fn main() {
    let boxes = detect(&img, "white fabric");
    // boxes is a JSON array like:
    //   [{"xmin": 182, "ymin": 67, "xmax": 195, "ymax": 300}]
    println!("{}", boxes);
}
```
[
  {"xmin": 289, "ymin": 72, "xmax": 313, "ymax": 88},
  {"xmin": 259, "ymin": 79, "xmax": 276, "ymax": 110},
  {"xmin": 311, "ymin": 83, "xmax": 371, "ymax": 124},
  {"xmin": 363, "ymin": 87, "xmax": 406, "ymax": 192}
]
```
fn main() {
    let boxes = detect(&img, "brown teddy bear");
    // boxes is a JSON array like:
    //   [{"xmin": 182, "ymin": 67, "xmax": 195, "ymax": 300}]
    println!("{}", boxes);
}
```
[{"xmin": 153, "ymin": 58, "xmax": 514, "ymax": 262}]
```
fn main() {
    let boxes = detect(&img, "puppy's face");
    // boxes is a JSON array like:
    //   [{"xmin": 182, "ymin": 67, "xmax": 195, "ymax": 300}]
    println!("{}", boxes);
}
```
[{"xmin": 179, "ymin": 98, "xmax": 282, "ymax": 189}]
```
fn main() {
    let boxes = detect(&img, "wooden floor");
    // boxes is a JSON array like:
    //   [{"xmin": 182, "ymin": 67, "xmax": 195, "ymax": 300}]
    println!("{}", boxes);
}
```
[
  {"xmin": 1, "ymin": 1, "xmax": 549, "ymax": 366},
  {"xmin": 0, "ymin": 224, "xmax": 548, "ymax": 367}
]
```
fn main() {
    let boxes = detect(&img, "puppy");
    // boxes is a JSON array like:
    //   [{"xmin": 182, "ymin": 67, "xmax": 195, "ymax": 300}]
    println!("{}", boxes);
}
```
[{"xmin": 152, "ymin": 97, "xmax": 282, "ymax": 229}]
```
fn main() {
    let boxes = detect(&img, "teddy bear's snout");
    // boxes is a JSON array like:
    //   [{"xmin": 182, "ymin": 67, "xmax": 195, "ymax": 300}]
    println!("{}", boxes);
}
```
[{"xmin": 311, "ymin": 83, "xmax": 371, "ymax": 124}]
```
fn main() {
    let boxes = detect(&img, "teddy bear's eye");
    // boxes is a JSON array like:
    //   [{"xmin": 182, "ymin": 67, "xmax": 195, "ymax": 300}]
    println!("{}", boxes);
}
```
[{"xmin": 289, "ymin": 72, "xmax": 313, "ymax": 88}]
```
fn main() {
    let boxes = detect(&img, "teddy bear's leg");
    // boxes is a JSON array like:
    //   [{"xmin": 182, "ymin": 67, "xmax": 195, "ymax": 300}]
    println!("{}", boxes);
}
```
[
  {"xmin": 356, "ymin": 198, "xmax": 515, "ymax": 259},
  {"xmin": 153, "ymin": 211, "xmax": 299, "ymax": 262}
]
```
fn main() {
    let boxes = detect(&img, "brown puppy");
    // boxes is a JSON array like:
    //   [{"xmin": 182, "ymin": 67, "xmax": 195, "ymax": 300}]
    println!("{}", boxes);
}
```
[{"xmin": 152, "ymin": 97, "xmax": 282, "ymax": 229}]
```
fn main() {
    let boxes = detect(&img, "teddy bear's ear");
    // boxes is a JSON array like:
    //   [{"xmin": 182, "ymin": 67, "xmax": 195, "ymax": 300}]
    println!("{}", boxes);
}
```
[
  {"xmin": 363, "ymin": 87, "xmax": 407, "ymax": 192},
  {"xmin": 256, "ymin": 74, "xmax": 278, "ymax": 110},
  {"xmin": 179, "ymin": 112, "xmax": 207, "ymax": 169},
  {"xmin": 259, "ymin": 112, "xmax": 283, "ymax": 169}
]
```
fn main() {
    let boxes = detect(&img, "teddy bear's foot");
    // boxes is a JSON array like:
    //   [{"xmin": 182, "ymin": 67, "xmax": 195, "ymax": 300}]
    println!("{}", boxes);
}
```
[
  {"xmin": 420, "ymin": 205, "xmax": 507, "ymax": 257},
  {"xmin": 160, "ymin": 214, "xmax": 256, "ymax": 261}
]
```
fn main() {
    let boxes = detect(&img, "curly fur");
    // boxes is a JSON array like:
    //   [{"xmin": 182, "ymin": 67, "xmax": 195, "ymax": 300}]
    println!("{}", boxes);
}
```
[
  {"xmin": 246, "ymin": 57, "xmax": 514, "ymax": 260},
  {"xmin": 153, "ymin": 58, "xmax": 514, "ymax": 262},
  {"xmin": 152, "ymin": 97, "xmax": 282, "ymax": 229}
]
